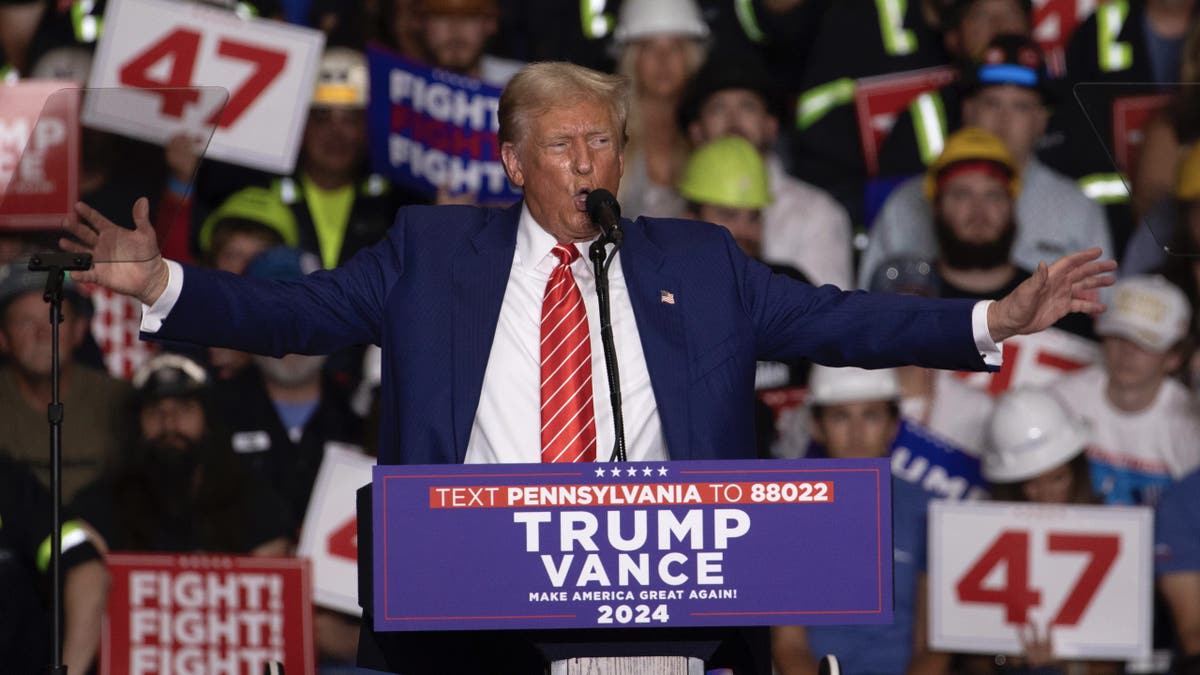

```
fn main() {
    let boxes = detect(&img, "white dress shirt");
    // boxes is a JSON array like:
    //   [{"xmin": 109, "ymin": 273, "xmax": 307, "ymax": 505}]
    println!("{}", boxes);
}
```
[{"xmin": 142, "ymin": 208, "xmax": 1003, "ymax": 461}]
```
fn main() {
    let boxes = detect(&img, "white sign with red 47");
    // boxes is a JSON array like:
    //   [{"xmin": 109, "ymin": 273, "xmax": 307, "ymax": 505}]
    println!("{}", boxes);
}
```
[
  {"xmin": 928, "ymin": 500, "xmax": 1152, "ymax": 660},
  {"xmin": 297, "ymin": 442, "xmax": 374, "ymax": 616},
  {"xmin": 85, "ymin": 0, "xmax": 324, "ymax": 174}
]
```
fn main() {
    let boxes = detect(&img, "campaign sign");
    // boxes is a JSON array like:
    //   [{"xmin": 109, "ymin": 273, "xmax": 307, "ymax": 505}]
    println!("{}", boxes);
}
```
[
  {"xmin": 1032, "ymin": 0, "xmax": 1096, "ymax": 75},
  {"xmin": 297, "ymin": 442, "xmax": 374, "ymax": 616},
  {"xmin": 0, "ymin": 82, "xmax": 79, "ymax": 229},
  {"xmin": 853, "ymin": 65, "xmax": 956, "ymax": 175},
  {"xmin": 85, "ymin": 0, "xmax": 324, "ymax": 173},
  {"xmin": 373, "ymin": 458, "xmax": 892, "ymax": 632},
  {"xmin": 366, "ymin": 46, "xmax": 520, "ymax": 202},
  {"xmin": 102, "ymin": 553, "xmax": 315, "ymax": 675},
  {"xmin": 1112, "ymin": 94, "xmax": 1171, "ymax": 178},
  {"xmin": 890, "ymin": 420, "xmax": 987, "ymax": 501},
  {"xmin": 929, "ymin": 500, "xmax": 1152, "ymax": 660},
  {"xmin": 954, "ymin": 327, "xmax": 1099, "ymax": 397}
]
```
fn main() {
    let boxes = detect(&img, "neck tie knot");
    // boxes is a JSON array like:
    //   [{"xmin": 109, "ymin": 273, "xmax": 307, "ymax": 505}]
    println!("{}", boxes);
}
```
[{"xmin": 552, "ymin": 243, "xmax": 579, "ymax": 266}]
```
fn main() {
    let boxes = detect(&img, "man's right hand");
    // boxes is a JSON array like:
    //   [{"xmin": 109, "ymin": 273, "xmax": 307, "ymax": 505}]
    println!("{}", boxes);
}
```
[{"xmin": 60, "ymin": 197, "xmax": 170, "ymax": 306}]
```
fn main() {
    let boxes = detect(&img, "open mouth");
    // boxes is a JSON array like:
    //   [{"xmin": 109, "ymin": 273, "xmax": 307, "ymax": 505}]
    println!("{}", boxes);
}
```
[{"xmin": 573, "ymin": 187, "xmax": 591, "ymax": 211}]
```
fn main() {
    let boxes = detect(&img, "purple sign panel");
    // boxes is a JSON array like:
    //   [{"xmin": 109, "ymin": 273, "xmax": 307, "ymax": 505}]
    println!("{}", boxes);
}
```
[{"xmin": 373, "ymin": 458, "xmax": 892, "ymax": 632}]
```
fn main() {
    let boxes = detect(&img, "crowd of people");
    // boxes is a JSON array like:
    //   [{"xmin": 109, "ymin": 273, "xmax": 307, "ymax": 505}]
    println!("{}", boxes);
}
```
[{"xmin": 1, "ymin": 0, "xmax": 1200, "ymax": 673}]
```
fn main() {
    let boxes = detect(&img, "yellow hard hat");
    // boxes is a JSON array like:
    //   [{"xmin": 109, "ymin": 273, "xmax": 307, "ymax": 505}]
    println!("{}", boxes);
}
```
[
  {"xmin": 678, "ymin": 136, "xmax": 770, "ymax": 209},
  {"xmin": 924, "ymin": 126, "xmax": 1021, "ymax": 201},
  {"xmin": 199, "ymin": 186, "xmax": 299, "ymax": 253},
  {"xmin": 313, "ymin": 48, "xmax": 368, "ymax": 108},
  {"xmin": 1176, "ymin": 143, "xmax": 1200, "ymax": 201}
]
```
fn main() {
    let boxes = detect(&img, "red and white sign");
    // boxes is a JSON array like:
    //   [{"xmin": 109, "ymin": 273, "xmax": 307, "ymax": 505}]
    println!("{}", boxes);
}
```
[
  {"xmin": 928, "ymin": 500, "xmax": 1152, "ymax": 660},
  {"xmin": 297, "ymin": 443, "xmax": 373, "ymax": 616},
  {"xmin": 1032, "ymin": 0, "xmax": 1097, "ymax": 76},
  {"xmin": 853, "ymin": 65, "xmax": 956, "ymax": 176},
  {"xmin": 102, "ymin": 553, "xmax": 315, "ymax": 675},
  {"xmin": 0, "ymin": 81, "xmax": 79, "ymax": 230},
  {"xmin": 1112, "ymin": 94, "xmax": 1172, "ymax": 178},
  {"xmin": 954, "ymin": 327, "xmax": 1100, "ymax": 397},
  {"xmin": 85, "ymin": 0, "xmax": 324, "ymax": 173}
]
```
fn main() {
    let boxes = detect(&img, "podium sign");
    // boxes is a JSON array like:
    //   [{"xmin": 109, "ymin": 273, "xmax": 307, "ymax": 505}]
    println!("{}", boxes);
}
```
[{"xmin": 373, "ymin": 458, "xmax": 893, "ymax": 632}]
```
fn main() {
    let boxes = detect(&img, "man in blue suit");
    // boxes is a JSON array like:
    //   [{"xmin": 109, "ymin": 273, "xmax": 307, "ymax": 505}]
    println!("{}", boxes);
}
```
[{"xmin": 64, "ymin": 62, "xmax": 1113, "ymax": 469}]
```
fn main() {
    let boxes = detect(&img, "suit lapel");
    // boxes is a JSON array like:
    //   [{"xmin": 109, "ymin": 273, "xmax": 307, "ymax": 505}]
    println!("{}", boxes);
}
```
[
  {"xmin": 451, "ymin": 203, "xmax": 519, "ymax": 461},
  {"xmin": 621, "ymin": 220, "xmax": 692, "ymax": 459}
]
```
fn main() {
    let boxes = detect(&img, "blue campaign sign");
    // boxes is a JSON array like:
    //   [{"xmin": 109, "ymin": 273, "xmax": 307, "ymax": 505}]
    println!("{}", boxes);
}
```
[
  {"xmin": 372, "ymin": 458, "xmax": 893, "ymax": 632},
  {"xmin": 890, "ymin": 420, "xmax": 988, "ymax": 501},
  {"xmin": 365, "ymin": 46, "xmax": 521, "ymax": 202}
]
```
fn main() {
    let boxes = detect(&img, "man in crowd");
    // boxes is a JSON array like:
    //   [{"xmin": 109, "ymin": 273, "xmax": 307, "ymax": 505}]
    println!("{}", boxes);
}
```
[
  {"xmin": 217, "ymin": 246, "xmax": 366, "ymax": 530},
  {"xmin": 861, "ymin": 40, "xmax": 1112, "ymax": 288},
  {"xmin": 416, "ymin": 0, "xmax": 523, "ymax": 86},
  {"xmin": 773, "ymin": 366, "xmax": 933, "ymax": 675},
  {"xmin": 70, "ymin": 354, "xmax": 292, "ymax": 555},
  {"xmin": 1049, "ymin": 275, "xmax": 1200, "ymax": 506},
  {"xmin": 681, "ymin": 50, "xmax": 852, "ymax": 288},
  {"xmin": 0, "ymin": 263, "xmax": 130, "ymax": 499},
  {"xmin": 212, "ymin": 47, "xmax": 412, "ymax": 271}
]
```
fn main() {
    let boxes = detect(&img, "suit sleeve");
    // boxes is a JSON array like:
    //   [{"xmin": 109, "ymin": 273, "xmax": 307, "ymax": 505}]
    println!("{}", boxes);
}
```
[
  {"xmin": 726, "ymin": 230, "xmax": 994, "ymax": 372},
  {"xmin": 147, "ymin": 207, "xmax": 411, "ymax": 356}
]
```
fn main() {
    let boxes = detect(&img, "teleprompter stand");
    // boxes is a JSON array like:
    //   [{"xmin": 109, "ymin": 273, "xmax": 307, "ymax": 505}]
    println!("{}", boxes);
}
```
[{"xmin": 27, "ymin": 251, "xmax": 92, "ymax": 675}]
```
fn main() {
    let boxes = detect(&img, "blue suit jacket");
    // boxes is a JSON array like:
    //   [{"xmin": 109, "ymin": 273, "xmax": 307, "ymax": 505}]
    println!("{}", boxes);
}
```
[{"xmin": 153, "ymin": 202, "xmax": 993, "ymax": 465}]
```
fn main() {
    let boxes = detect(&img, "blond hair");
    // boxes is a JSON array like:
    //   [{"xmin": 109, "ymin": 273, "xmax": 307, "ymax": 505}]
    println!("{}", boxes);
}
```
[{"xmin": 498, "ymin": 62, "xmax": 630, "ymax": 148}]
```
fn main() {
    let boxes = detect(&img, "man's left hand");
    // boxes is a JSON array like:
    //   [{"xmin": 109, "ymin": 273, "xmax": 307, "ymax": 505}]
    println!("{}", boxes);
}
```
[{"xmin": 988, "ymin": 247, "xmax": 1117, "ymax": 343}]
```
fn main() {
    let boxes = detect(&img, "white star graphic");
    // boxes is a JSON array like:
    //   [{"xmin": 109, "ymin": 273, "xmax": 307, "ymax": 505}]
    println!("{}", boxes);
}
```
[
  {"xmin": 658, "ymin": 466, "xmax": 668, "ymax": 477},
  {"xmin": 595, "ymin": 466, "xmax": 607, "ymax": 477},
  {"xmin": 642, "ymin": 466, "xmax": 653, "ymax": 477},
  {"xmin": 626, "ymin": 466, "xmax": 638, "ymax": 477}
]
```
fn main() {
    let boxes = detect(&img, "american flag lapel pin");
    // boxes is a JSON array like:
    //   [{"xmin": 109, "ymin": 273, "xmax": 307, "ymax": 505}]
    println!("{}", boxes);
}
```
[{"xmin": 660, "ymin": 290, "xmax": 675, "ymax": 305}]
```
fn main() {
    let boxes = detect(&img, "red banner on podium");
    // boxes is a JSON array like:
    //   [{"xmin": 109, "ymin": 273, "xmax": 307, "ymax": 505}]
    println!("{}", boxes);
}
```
[
  {"xmin": 0, "ymin": 81, "xmax": 79, "ymax": 230},
  {"xmin": 101, "ymin": 553, "xmax": 315, "ymax": 675},
  {"xmin": 853, "ymin": 66, "xmax": 956, "ymax": 176}
]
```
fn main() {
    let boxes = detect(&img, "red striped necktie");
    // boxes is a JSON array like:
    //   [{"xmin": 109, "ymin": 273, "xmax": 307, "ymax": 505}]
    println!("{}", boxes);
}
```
[{"xmin": 540, "ymin": 243, "xmax": 597, "ymax": 463}]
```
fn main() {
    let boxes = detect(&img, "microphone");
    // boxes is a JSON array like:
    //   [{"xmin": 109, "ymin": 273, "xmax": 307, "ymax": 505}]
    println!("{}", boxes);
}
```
[{"xmin": 585, "ymin": 189, "xmax": 623, "ymax": 244}]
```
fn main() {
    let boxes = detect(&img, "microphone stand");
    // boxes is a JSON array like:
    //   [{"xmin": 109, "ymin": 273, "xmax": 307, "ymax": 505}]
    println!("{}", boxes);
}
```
[
  {"xmin": 588, "ymin": 235, "xmax": 627, "ymax": 462},
  {"xmin": 28, "ymin": 251, "xmax": 93, "ymax": 675}
]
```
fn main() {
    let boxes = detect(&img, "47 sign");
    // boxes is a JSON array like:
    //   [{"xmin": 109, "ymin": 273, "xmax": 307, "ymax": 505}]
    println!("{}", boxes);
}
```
[
  {"xmin": 929, "ymin": 501, "xmax": 1151, "ymax": 660},
  {"xmin": 85, "ymin": 0, "xmax": 324, "ymax": 173}
]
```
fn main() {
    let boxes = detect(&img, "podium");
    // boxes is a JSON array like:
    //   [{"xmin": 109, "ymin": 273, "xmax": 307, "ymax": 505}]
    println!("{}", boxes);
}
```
[{"xmin": 354, "ymin": 459, "xmax": 893, "ymax": 674}]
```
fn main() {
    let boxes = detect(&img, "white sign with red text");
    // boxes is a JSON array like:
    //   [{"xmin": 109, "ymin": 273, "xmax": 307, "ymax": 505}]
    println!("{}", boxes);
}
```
[
  {"xmin": 929, "ymin": 500, "xmax": 1152, "ymax": 660},
  {"xmin": 954, "ymin": 327, "xmax": 1100, "ymax": 397},
  {"xmin": 0, "ymin": 81, "xmax": 79, "ymax": 229},
  {"xmin": 297, "ymin": 443, "xmax": 374, "ymax": 616},
  {"xmin": 85, "ymin": 0, "xmax": 324, "ymax": 173}
]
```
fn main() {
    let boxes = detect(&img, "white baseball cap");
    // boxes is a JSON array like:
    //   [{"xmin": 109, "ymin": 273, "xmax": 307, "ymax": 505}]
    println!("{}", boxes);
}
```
[
  {"xmin": 807, "ymin": 366, "xmax": 900, "ymax": 406},
  {"xmin": 1096, "ymin": 275, "xmax": 1191, "ymax": 353}
]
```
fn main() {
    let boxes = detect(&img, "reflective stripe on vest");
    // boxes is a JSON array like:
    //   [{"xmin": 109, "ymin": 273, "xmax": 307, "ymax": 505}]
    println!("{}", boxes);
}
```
[
  {"xmin": 580, "ymin": 0, "xmax": 615, "ymax": 39},
  {"xmin": 37, "ymin": 520, "xmax": 88, "ymax": 573},
  {"xmin": 1098, "ymin": 0, "xmax": 1132, "ymax": 73},
  {"xmin": 71, "ymin": 0, "xmax": 102, "ymax": 43},
  {"xmin": 1079, "ymin": 173, "xmax": 1130, "ymax": 203},
  {"xmin": 797, "ymin": 78, "xmax": 856, "ymax": 130},
  {"xmin": 735, "ymin": 0, "xmax": 766, "ymax": 44},
  {"xmin": 911, "ymin": 91, "xmax": 947, "ymax": 166},
  {"xmin": 876, "ymin": 0, "xmax": 917, "ymax": 56}
]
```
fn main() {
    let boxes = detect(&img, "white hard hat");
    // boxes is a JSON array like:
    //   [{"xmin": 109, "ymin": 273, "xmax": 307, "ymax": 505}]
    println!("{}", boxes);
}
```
[
  {"xmin": 983, "ymin": 388, "xmax": 1089, "ymax": 483},
  {"xmin": 313, "ymin": 47, "xmax": 368, "ymax": 107},
  {"xmin": 1096, "ymin": 274, "xmax": 1191, "ymax": 353},
  {"xmin": 807, "ymin": 366, "xmax": 900, "ymax": 406},
  {"xmin": 613, "ymin": 0, "xmax": 710, "ymax": 44}
]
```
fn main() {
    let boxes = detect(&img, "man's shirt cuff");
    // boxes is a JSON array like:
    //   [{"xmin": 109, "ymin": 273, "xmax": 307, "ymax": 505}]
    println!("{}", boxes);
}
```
[
  {"xmin": 140, "ymin": 259, "xmax": 183, "ymax": 333},
  {"xmin": 972, "ymin": 300, "xmax": 1003, "ymax": 368}
]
